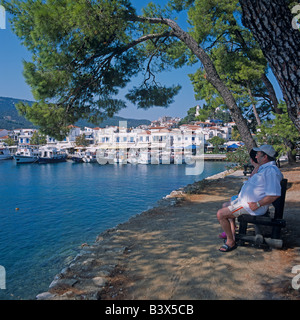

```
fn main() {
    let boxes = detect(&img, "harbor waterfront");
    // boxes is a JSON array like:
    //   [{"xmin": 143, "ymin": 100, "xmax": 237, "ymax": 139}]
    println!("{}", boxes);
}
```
[{"xmin": 0, "ymin": 159, "xmax": 228, "ymax": 300}]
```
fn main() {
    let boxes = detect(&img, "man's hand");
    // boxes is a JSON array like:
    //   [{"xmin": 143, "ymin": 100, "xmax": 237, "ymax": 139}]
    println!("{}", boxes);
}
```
[
  {"xmin": 248, "ymin": 195, "xmax": 280, "ymax": 211},
  {"xmin": 248, "ymin": 202, "xmax": 261, "ymax": 211}
]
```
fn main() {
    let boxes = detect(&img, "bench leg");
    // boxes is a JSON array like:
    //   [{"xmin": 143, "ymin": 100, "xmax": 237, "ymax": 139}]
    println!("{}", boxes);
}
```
[
  {"xmin": 239, "ymin": 221, "xmax": 248, "ymax": 235},
  {"xmin": 271, "ymin": 226, "xmax": 281, "ymax": 239}
]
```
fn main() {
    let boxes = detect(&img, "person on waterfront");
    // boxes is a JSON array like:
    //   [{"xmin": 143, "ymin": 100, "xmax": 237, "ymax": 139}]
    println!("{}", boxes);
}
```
[
  {"xmin": 217, "ymin": 145, "xmax": 283, "ymax": 252},
  {"xmin": 218, "ymin": 148, "xmax": 259, "ymax": 240}
]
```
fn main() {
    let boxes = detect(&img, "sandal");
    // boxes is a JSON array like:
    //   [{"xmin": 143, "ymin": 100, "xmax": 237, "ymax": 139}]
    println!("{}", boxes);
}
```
[{"xmin": 219, "ymin": 243, "xmax": 237, "ymax": 252}]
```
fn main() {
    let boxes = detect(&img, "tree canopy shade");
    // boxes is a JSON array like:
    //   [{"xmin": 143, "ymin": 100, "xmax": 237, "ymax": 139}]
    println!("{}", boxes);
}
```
[
  {"xmin": 3, "ymin": 0, "xmax": 148, "ymax": 138},
  {"xmin": 3, "ymin": 0, "xmax": 256, "ymax": 149},
  {"xmin": 3, "ymin": 0, "xmax": 298, "ymax": 152},
  {"xmin": 1, "ymin": 0, "xmax": 185, "ymax": 138}
]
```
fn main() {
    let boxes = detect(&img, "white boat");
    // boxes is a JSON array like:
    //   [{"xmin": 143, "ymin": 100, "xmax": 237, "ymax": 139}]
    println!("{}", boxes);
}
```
[
  {"xmin": 114, "ymin": 150, "xmax": 128, "ymax": 164},
  {"xmin": 0, "ymin": 144, "xmax": 12, "ymax": 160},
  {"xmin": 82, "ymin": 150, "xmax": 97, "ymax": 163},
  {"xmin": 127, "ymin": 150, "xmax": 139, "ymax": 164},
  {"xmin": 97, "ymin": 150, "xmax": 115, "ymax": 165},
  {"xmin": 70, "ymin": 151, "xmax": 85, "ymax": 163},
  {"xmin": 14, "ymin": 145, "xmax": 40, "ymax": 164},
  {"xmin": 38, "ymin": 146, "xmax": 67, "ymax": 164}
]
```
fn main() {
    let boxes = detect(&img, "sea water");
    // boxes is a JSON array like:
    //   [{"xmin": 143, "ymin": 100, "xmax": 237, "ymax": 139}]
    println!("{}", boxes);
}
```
[{"xmin": 0, "ymin": 160, "xmax": 228, "ymax": 300}]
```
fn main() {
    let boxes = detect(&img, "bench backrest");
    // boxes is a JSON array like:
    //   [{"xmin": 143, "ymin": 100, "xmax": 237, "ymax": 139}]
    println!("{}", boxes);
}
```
[{"xmin": 272, "ymin": 178, "xmax": 288, "ymax": 220}]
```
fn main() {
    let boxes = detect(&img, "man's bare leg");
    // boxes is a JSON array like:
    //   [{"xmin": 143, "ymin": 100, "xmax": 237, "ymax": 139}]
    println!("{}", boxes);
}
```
[
  {"xmin": 217, "ymin": 207, "xmax": 236, "ymax": 249},
  {"xmin": 219, "ymin": 202, "xmax": 236, "ymax": 240}
]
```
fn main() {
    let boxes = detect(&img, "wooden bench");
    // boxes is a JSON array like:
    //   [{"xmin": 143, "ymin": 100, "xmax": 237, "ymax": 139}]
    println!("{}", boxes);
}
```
[{"xmin": 236, "ymin": 178, "xmax": 288, "ymax": 249}]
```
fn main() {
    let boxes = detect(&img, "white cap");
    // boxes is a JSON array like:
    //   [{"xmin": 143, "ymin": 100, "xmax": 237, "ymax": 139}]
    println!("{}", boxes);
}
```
[{"xmin": 253, "ymin": 145, "xmax": 276, "ymax": 158}]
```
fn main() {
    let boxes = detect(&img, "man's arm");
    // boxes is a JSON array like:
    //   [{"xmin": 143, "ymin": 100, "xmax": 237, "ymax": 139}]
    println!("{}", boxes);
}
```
[{"xmin": 248, "ymin": 195, "xmax": 280, "ymax": 211}]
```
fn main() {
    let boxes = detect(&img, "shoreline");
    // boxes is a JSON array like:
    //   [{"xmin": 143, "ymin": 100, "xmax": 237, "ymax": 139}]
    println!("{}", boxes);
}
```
[{"xmin": 37, "ymin": 163, "xmax": 300, "ymax": 300}]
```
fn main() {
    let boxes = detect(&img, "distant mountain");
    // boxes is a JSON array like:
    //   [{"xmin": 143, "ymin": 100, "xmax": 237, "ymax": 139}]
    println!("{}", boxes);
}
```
[
  {"xmin": 0, "ymin": 97, "xmax": 36, "ymax": 130},
  {"xmin": 0, "ymin": 97, "xmax": 151, "ymax": 130}
]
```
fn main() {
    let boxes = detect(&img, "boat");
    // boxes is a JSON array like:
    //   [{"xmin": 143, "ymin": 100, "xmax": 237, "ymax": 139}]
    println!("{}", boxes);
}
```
[
  {"xmin": 70, "ymin": 151, "xmax": 85, "ymax": 163},
  {"xmin": 0, "ymin": 144, "xmax": 12, "ymax": 160},
  {"xmin": 82, "ymin": 149, "xmax": 97, "ymax": 163},
  {"xmin": 97, "ymin": 149, "xmax": 115, "ymax": 165},
  {"xmin": 127, "ymin": 150, "xmax": 139, "ymax": 164},
  {"xmin": 113, "ymin": 150, "xmax": 128, "ymax": 164},
  {"xmin": 13, "ymin": 145, "xmax": 40, "ymax": 164},
  {"xmin": 37, "ymin": 146, "xmax": 67, "ymax": 164}
]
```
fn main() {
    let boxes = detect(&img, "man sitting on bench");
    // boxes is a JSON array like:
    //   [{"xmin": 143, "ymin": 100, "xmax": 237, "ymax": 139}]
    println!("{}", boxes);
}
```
[{"xmin": 216, "ymin": 145, "xmax": 283, "ymax": 252}]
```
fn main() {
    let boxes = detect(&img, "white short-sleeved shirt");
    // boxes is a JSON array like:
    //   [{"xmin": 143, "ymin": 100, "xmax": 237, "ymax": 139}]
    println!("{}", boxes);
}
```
[{"xmin": 238, "ymin": 161, "xmax": 283, "ymax": 215}]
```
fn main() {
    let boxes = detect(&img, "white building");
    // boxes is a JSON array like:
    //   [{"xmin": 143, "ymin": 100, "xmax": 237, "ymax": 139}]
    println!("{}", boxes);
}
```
[
  {"xmin": 95, "ymin": 126, "xmax": 118, "ymax": 147},
  {"xmin": 16, "ymin": 129, "xmax": 37, "ymax": 145},
  {"xmin": 94, "ymin": 124, "xmax": 204, "ymax": 152}
]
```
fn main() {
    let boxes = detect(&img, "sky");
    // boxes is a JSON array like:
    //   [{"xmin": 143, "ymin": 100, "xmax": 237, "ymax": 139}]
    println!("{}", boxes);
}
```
[{"xmin": 0, "ymin": 1, "xmax": 283, "ymax": 122}]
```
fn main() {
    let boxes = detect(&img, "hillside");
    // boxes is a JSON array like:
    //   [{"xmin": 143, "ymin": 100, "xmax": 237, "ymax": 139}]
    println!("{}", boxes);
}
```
[
  {"xmin": 0, "ymin": 97, "xmax": 151, "ymax": 130},
  {"xmin": 0, "ymin": 97, "xmax": 36, "ymax": 129}
]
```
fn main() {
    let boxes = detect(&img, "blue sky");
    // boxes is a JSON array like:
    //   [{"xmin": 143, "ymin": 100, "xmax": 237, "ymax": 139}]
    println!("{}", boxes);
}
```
[{"xmin": 0, "ymin": 1, "xmax": 282, "ymax": 121}]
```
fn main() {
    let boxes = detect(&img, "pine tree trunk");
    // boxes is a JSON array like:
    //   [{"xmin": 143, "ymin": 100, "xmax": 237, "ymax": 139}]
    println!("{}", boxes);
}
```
[
  {"xmin": 240, "ymin": 0, "xmax": 300, "ymax": 133},
  {"xmin": 283, "ymin": 138, "xmax": 296, "ymax": 163}
]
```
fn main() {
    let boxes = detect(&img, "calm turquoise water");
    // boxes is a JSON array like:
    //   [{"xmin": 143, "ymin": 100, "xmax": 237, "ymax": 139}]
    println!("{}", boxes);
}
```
[{"xmin": 0, "ymin": 160, "xmax": 227, "ymax": 300}]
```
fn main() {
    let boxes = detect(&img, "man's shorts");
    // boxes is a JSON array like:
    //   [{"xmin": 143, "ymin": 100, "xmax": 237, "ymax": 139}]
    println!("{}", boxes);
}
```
[{"xmin": 228, "ymin": 198, "xmax": 249, "ymax": 217}]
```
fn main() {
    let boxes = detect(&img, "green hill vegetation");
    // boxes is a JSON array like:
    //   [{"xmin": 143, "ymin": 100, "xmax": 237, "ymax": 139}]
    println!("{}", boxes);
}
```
[{"xmin": 0, "ymin": 97, "xmax": 151, "ymax": 130}]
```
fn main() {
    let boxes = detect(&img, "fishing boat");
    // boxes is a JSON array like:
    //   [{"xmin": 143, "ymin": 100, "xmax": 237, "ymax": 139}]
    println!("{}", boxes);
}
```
[
  {"xmin": 0, "ymin": 144, "xmax": 12, "ymax": 160},
  {"xmin": 37, "ymin": 146, "xmax": 67, "ymax": 164},
  {"xmin": 14, "ymin": 145, "xmax": 40, "ymax": 164}
]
